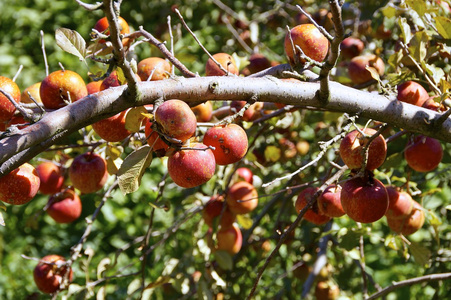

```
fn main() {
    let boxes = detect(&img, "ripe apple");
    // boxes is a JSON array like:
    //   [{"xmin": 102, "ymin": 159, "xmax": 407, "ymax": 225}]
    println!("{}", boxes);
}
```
[
  {"xmin": 315, "ymin": 281, "xmax": 340, "ymax": 300},
  {"xmin": 296, "ymin": 140, "xmax": 310, "ymax": 156},
  {"xmin": 397, "ymin": 81, "xmax": 429, "ymax": 106},
  {"xmin": 69, "ymin": 152, "xmax": 108, "ymax": 194},
  {"xmin": 340, "ymin": 37, "xmax": 364, "ymax": 60},
  {"xmin": 284, "ymin": 24, "xmax": 329, "ymax": 65},
  {"xmin": 339, "ymin": 128, "xmax": 387, "ymax": 171},
  {"xmin": 21, "ymin": 82, "xmax": 42, "ymax": 104},
  {"xmin": 385, "ymin": 186, "xmax": 413, "ymax": 220},
  {"xmin": 235, "ymin": 167, "xmax": 253, "ymax": 184},
  {"xmin": 154, "ymin": 99, "xmax": 197, "ymax": 144},
  {"xmin": 167, "ymin": 142, "xmax": 216, "ymax": 188},
  {"xmin": 36, "ymin": 161, "xmax": 65, "ymax": 195},
  {"xmin": 230, "ymin": 100, "xmax": 263, "ymax": 121},
  {"xmin": 40, "ymin": 70, "xmax": 88, "ymax": 109},
  {"xmin": 191, "ymin": 101, "xmax": 213, "ymax": 122},
  {"xmin": 203, "ymin": 195, "xmax": 236, "ymax": 229},
  {"xmin": 94, "ymin": 16, "xmax": 130, "ymax": 43},
  {"xmin": 203, "ymin": 124, "xmax": 248, "ymax": 165},
  {"xmin": 33, "ymin": 255, "xmax": 73, "ymax": 294},
  {"xmin": 404, "ymin": 135, "xmax": 443, "ymax": 172},
  {"xmin": 293, "ymin": 261, "xmax": 312, "ymax": 281},
  {"xmin": 295, "ymin": 187, "xmax": 331, "ymax": 225},
  {"xmin": 144, "ymin": 118, "xmax": 169, "ymax": 154},
  {"xmin": 100, "ymin": 70, "xmax": 126, "ymax": 90},
  {"xmin": 247, "ymin": 53, "xmax": 272, "ymax": 74},
  {"xmin": 86, "ymin": 80, "xmax": 103, "ymax": 95},
  {"xmin": 47, "ymin": 189, "xmax": 82, "ymax": 223},
  {"xmin": 0, "ymin": 163, "xmax": 40, "ymax": 205},
  {"xmin": 92, "ymin": 109, "xmax": 131, "ymax": 142},
  {"xmin": 0, "ymin": 76, "xmax": 21, "ymax": 122},
  {"xmin": 137, "ymin": 57, "xmax": 171, "ymax": 81},
  {"xmin": 348, "ymin": 55, "xmax": 385, "ymax": 85},
  {"xmin": 318, "ymin": 184, "xmax": 345, "ymax": 218},
  {"xmin": 226, "ymin": 181, "xmax": 258, "ymax": 215},
  {"xmin": 387, "ymin": 200, "xmax": 425, "ymax": 235},
  {"xmin": 205, "ymin": 53, "xmax": 239, "ymax": 76},
  {"xmin": 6, "ymin": 115, "xmax": 28, "ymax": 130},
  {"xmin": 422, "ymin": 97, "xmax": 445, "ymax": 112},
  {"xmin": 216, "ymin": 223, "xmax": 242, "ymax": 255},
  {"xmin": 341, "ymin": 176, "xmax": 389, "ymax": 223}
]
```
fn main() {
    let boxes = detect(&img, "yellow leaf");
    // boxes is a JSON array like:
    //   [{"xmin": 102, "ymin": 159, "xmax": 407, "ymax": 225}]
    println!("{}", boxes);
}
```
[{"xmin": 125, "ymin": 106, "xmax": 148, "ymax": 132}]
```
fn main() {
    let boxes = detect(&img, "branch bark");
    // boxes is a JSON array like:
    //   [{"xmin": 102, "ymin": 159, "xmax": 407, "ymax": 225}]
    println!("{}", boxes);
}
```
[{"xmin": 1, "ymin": 76, "xmax": 450, "ymax": 177}]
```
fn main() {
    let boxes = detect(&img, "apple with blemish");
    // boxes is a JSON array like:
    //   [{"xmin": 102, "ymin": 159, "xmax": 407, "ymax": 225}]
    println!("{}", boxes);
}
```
[
  {"xmin": 33, "ymin": 255, "xmax": 73, "ymax": 294},
  {"xmin": 203, "ymin": 124, "xmax": 248, "ymax": 165},
  {"xmin": 0, "ymin": 163, "xmax": 40, "ymax": 205},
  {"xmin": 318, "ymin": 184, "xmax": 345, "ymax": 218},
  {"xmin": 40, "ymin": 70, "xmax": 87, "ymax": 109},
  {"xmin": 284, "ymin": 24, "xmax": 329, "ymax": 65}
]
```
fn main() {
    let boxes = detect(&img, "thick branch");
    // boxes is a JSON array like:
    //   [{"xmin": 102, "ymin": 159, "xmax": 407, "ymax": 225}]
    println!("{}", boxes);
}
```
[{"xmin": 1, "ymin": 77, "xmax": 450, "ymax": 176}]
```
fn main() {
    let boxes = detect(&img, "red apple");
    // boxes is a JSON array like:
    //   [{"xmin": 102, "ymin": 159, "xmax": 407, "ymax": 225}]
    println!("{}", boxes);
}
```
[
  {"xmin": 154, "ymin": 100, "xmax": 197, "ymax": 144},
  {"xmin": 339, "ymin": 128, "xmax": 387, "ymax": 171},
  {"xmin": 167, "ymin": 142, "xmax": 216, "ymax": 188},
  {"xmin": 216, "ymin": 223, "xmax": 242, "ymax": 255},
  {"xmin": 36, "ymin": 161, "xmax": 65, "ymax": 195},
  {"xmin": 340, "ymin": 37, "xmax": 364, "ymax": 60},
  {"xmin": 318, "ymin": 184, "xmax": 345, "ymax": 218},
  {"xmin": 21, "ymin": 82, "xmax": 42, "ymax": 104},
  {"xmin": 385, "ymin": 186, "xmax": 413, "ymax": 220},
  {"xmin": 247, "ymin": 53, "xmax": 272, "ymax": 74},
  {"xmin": 144, "ymin": 118, "xmax": 169, "ymax": 154},
  {"xmin": 191, "ymin": 101, "xmax": 213, "ymax": 122},
  {"xmin": 315, "ymin": 281, "xmax": 340, "ymax": 300},
  {"xmin": 92, "ymin": 109, "xmax": 131, "ymax": 142},
  {"xmin": 137, "ymin": 57, "xmax": 171, "ymax": 81},
  {"xmin": 226, "ymin": 181, "xmax": 258, "ymax": 215},
  {"xmin": 205, "ymin": 53, "xmax": 239, "ymax": 76},
  {"xmin": 295, "ymin": 187, "xmax": 331, "ymax": 225},
  {"xmin": 203, "ymin": 195, "xmax": 236, "ymax": 229},
  {"xmin": 69, "ymin": 152, "xmax": 108, "ymax": 194},
  {"xmin": 40, "ymin": 70, "xmax": 88, "ymax": 109},
  {"xmin": 348, "ymin": 55, "xmax": 385, "ymax": 85},
  {"xmin": 86, "ymin": 80, "xmax": 103, "ymax": 95},
  {"xmin": 422, "ymin": 97, "xmax": 445, "ymax": 112},
  {"xmin": 341, "ymin": 176, "xmax": 388, "ymax": 223},
  {"xmin": 387, "ymin": 200, "xmax": 425, "ymax": 235},
  {"xmin": 0, "ymin": 163, "xmax": 40, "ymax": 205},
  {"xmin": 0, "ymin": 76, "xmax": 20, "ymax": 122},
  {"xmin": 47, "ymin": 189, "xmax": 82, "ymax": 223},
  {"xmin": 94, "ymin": 16, "xmax": 130, "ymax": 43},
  {"xmin": 404, "ymin": 135, "xmax": 443, "ymax": 172},
  {"xmin": 203, "ymin": 124, "xmax": 248, "ymax": 165},
  {"xmin": 236, "ymin": 167, "xmax": 253, "ymax": 184},
  {"xmin": 397, "ymin": 81, "xmax": 429, "ymax": 106},
  {"xmin": 33, "ymin": 255, "xmax": 73, "ymax": 294},
  {"xmin": 284, "ymin": 24, "xmax": 329, "ymax": 65}
]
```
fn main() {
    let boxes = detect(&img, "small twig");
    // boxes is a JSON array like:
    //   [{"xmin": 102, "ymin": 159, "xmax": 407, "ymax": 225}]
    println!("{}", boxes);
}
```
[
  {"xmin": 0, "ymin": 89, "xmax": 35, "ymax": 123},
  {"xmin": 222, "ymin": 15, "xmax": 253, "ymax": 54},
  {"xmin": 357, "ymin": 223, "xmax": 369, "ymax": 298},
  {"xmin": 75, "ymin": 0, "xmax": 103, "ymax": 10},
  {"xmin": 295, "ymin": 5, "xmax": 333, "ymax": 41},
  {"xmin": 167, "ymin": 16, "xmax": 175, "ymax": 76},
  {"xmin": 40, "ymin": 30, "xmax": 49, "ymax": 76},
  {"xmin": 357, "ymin": 124, "xmax": 389, "ymax": 177},
  {"xmin": 12, "ymin": 65, "xmax": 23, "ymax": 82}
]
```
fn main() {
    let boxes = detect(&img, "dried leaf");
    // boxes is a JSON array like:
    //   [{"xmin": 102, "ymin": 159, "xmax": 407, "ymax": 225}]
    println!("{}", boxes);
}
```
[
  {"xmin": 97, "ymin": 258, "xmax": 111, "ymax": 279},
  {"xmin": 117, "ymin": 145, "xmax": 153, "ymax": 195},
  {"xmin": 55, "ymin": 28, "xmax": 87, "ymax": 61}
]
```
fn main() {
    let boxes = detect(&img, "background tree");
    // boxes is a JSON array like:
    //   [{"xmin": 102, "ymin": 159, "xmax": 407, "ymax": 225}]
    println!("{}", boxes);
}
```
[{"xmin": 0, "ymin": 0, "xmax": 450, "ymax": 299}]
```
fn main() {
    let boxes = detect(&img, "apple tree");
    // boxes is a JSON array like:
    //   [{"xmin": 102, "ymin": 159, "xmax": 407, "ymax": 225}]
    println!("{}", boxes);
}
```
[{"xmin": 0, "ymin": 0, "xmax": 450, "ymax": 299}]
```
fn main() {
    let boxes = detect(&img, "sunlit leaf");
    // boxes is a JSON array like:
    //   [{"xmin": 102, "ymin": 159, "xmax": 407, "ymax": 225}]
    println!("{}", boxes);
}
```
[
  {"xmin": 55, "ymin": 28, "xmax": 87, "ymax": 61},
  {"xmin": 237, "ymin": 214, "xmax": 253, "ymax": 229},
  {"xmin": 408, "ymin": 31, "xmax": 428, "ymax": 63},
  {"xmin": 406, "ymin": 0, "xmax": 427, "ymax": 16},
  {"xmin": 398, "ymin": 17, "xmax": 412, "ymax": 44},
  {"xmin": 435, "ymin": 16, "xmax": 451, "ymax": 39},
  {"xmin": 125, "ymin": 106, "xmax": 148, "ymax": 132},
  {"xmin": 0, "ymin": 211, "xmax": 4, "ymax": 226},
  {"xmin": 127, "ymin": 278, "xmax": 141, "ymax": 295},
  {"xmin": 117, "ymin": 145, "xmax": 153, "ymax": 195},
  {"xmin": 264, "ymin": 145, "xmax": 281, "ymax": 162},
  {"xmin": 97, "ymin": 258, "xmax": 111, "ymax": 279}
]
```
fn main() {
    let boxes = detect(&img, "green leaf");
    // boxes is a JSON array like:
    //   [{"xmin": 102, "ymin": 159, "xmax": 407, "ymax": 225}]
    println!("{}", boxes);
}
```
[
  {"xmin": 384, "ymin": 234, "xmax": 401, "ymax": 251},
  {"xmin": 214, "ymin": 250, "xmax": 233, "ymax": 270},
  {"xmin": 406, "ymin": 0, "xmax": 427, "ymax": 16},
  {"xmin": 409, "ymin": 31, "xmax": 428, "ymax": 63},
  {"xmin": 97, "ymin": 258, "xmax": 111, "ymax": 279},
  {"xmin": 422, "ymin": 62, "xmax": 445, "ymax": 85},
  {"xmin": 445, "ymin": 204, "xmax": 451, "ymax": 210},
  {"xmin": 398, "ymin": 17, "xmax": 412, "ymax": 44},
  {"xmin": 382, "ymin": 152, "xmax": 404, "ymax": 170},
  {"xmin": 237, "ymin": 214, "xmax": 253, "ymax": 229},
  {"xmin": 410, "ymin": 241, "xmax": 431, "ymax": 266},
  {"xmin": 347, "ymin": 248, "xmax": 361, "ymax": 261},
  {"xmin": 55, "ymin": 28, "xmax": 87, "ymax": 61},
  {"xmin": 117, "ymin": 145, "xmax": 153, "ymax": 195},
  {"xmin": 264, "ymin": 145, "xmax": 281, "ymax": 162},
  {"xmin": 435, "ymin": 16, "xmax": 451, "ymax": 39},
  {"xmin": 338, "ymin": 229, "xmax": 360, "ymax": 251}
]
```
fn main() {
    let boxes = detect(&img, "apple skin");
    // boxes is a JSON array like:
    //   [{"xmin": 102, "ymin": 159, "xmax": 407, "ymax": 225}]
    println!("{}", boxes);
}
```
[
  {"xmin": 205, "ymin": 53, "xmax": 239, "ymax": 76},
  {"xmin": 236, "ymin": 167, "xmax": 253, "ymax": 184},
  {"xmin": 422, "ymin": 97, "xmax": 445, "ymax": 112},
  {"xmin": 341, "ymin": 177, "xmax": 389, "ymax": 223},
  {"xmin": 137, "ymin": 57, "xmax": 171, "ymax": 81},
  {"xmin": 203, "ymin": 124, "xmax": 248, "ymax": 166},
  {"xmin": 284, "ymin": 24, "xmax": 329, "ymax": 65},
  {"xmin": 397, "ymin": 81, "xmax": 429, "ymax": 106},
  {"xmin": 385, "ymin": 186, "xmax": 413, "ymax": 220},
  {"xmin": 40, "ymin": 70, "xmax": 88, "ymax": 109},
  {"xmin": 154, "ymin": 100, "xmax": 197, "ymax": 144},
  {"xmin": 33, "ymin": 255, "xmax": 73, "ymax": 294},
  {"xmin": 0, "ymin": 163, "xmax": 40, "ymax": 205},
  {"xmin": 226, "ymin": 181, "xmax": 258, "ymax": 215},
  {"xmin": 348, "ymin": 55, "xmax": 385, "ymax": 85},
  {"xmin": 216, "ymin": 223, "xmax": 242, "ymax": 255},
  {"xmin": 0, "ymin": 76, "xmax": 21, "ymax": 122},
  {"xmin": 47, "ymin": 189, "xmax": 82, "ymax": 224},
  {"xmin": 203, "ymin": 195, "xmax": 236, "ymax": 229},
  {"xmin": 318, "ymin": 184, "xmax": 345, "ymax": 218},
  {"xmin": 315, "ymin": 281, "xmax": 340, "ymax": 300},
  {"xmin": 404, "ymin": 135, "xmax": 443, "ymax": 172},
  {"xmin": 247, "ymin": 53, "xmax": 272, "ymax": 74},
  {"xmin": 36, "ymin": 162, "xmax": 65, "ymax": 195},
  {"xmin": 86, "ymin": 80, "xmax": 103, "ymax": 95},
  {"xmin": 94, "ymin": 16, "xmax": 130, "ymax": 43},
  {"xmin": 340, "ymin": 37, "xmax": 364, "ymax": 60},
  {"xmin": 295, "ymin": 187, "xmax": 331, "ymax": 225},
  {"xmin": 69, "ymin": 152, "xmax": 108, "ymax": 194},
  {"xmin": 339, "ymin": 128, "xmax": 387, "ymax": 171},
  {"xmin": 92, "ymin": 109, "xmax": 131, "ymax": 142},
  {"xmin": 144, "ymin": 119, "xmax": 169, "ymax": 155},
  {"xmin": 191, "ymin": 101, "xmax": 213, "ymax": 122},
  {"xmin": 21, "ymin": 82, "xmax": 42, "ymax": 104},
  {"xmin": 167, "ymin": 142, "xmax": 216, "ymax": 188},
  {"xmin": 387, "ymin": 200, "xmax": 425, "ymax": 235}
]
